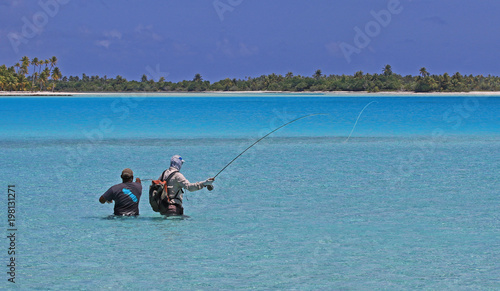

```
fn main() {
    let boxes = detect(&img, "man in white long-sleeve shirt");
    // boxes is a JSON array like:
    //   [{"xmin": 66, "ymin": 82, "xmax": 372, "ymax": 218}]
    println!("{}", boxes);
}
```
[{"xmin": 158, "ymin": 155, "xmax": 214, "ymax": 216}]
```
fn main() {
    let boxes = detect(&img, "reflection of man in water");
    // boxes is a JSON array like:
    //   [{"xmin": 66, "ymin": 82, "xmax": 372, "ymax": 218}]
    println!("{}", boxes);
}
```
[{"xmin": 99, "ymin": 168, "xmax": 142, "ymax": 216}]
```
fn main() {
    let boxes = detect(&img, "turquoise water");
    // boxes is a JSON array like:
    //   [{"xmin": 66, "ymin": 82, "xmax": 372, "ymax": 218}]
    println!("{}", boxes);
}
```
[{"xmin": 1, "ymin": 94, "xmax": 499, "ymax": 289}]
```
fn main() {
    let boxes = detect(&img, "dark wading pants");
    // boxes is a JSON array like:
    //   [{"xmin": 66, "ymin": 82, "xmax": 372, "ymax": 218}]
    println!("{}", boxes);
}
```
[{"xmin": 163, "ymin": 204, "xmax": 183, "ymax": 216}]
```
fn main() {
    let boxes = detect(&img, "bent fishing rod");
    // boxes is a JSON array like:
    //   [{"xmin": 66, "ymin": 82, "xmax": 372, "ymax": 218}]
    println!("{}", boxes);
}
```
[{"xmin": 206, "ymin": 113, "xmax": 327, "ymax": 191}]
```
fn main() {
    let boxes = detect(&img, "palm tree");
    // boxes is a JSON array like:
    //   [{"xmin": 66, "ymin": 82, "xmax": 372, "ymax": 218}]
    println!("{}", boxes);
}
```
[
  {"xmin": 31, "ymin": 57, "xmax": 38, "ymax": 71},
  {"xmin": 20, "ymin": 65, "xmax": 28, "ymax": 78},
  {"xmin": 31, "ymin": 57, "xmax": 39, "ymax": 91},
  {"xmin": 40, "ymin": 67, "xmax": 50, "ymax": 91},
  {"xmin": 35, "ymin": 59, "xmax": 46, "ymax": 90},
  {"xmin": 354, "ymin": 70, "xmax": 364, "ymax": 79},
  {"xmin": 193, "ymin": 73, "xmax": 202, "ymax": 82},
  {"xmin": 37, "ymin": 59, "xmax": 44, "ymax": 76},
  {"xmin": 313, "ymin": 69, "xmax": 322, "ymax": 80},
  {"xmin": 14, "ymin": 63, "xmax": 20, "ymax": 74},
  {"xmin": 51, "ymin": 67, "xmax": 62, "ymax": 92},
  {"xmin": 383, "ymin": 64, "xmax": 393, "ymax": 76},
  {"xmin": 21, "ymin": 56, "xmax": 30, "ymax": 67},
  {"xmin": 20, "ymin": 56, "xmax": 30, "ymax": 77},
  {"xmin": 49, "ymin": 56, "xmax": 57, "ymax": 70},
  {"xmin": 33, "ymin": 72, "xmax": 39, "ymax": 91},
  {"xmin": 7, "ymin": 81, "xmax": 16, "ymax": 91},
  {"xmin": 39, "ymin": 72, "xmax": 45, "ymax": 91},
  {"xmin": 20, "ymin": 57, "xmax": 28, "ymax": 74},
  {"xmin": 419, "ymin": 67, "xmax": 429, "ymax": 78},
  {"xmin": 17, "ymin": 75, "xmax": 28, "ymax": 91}
]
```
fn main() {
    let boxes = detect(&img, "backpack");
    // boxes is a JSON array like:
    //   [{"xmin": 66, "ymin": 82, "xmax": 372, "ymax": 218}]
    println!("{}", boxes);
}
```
[{"xmin": 149, "ymin": 170, "xmax": 178, "ymax": 213}]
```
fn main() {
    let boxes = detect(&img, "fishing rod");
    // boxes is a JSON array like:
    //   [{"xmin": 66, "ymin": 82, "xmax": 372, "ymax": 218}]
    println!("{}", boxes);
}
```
[{"xmin": 206, "ymin": 113, "xmax": 327, "ymax": 191}]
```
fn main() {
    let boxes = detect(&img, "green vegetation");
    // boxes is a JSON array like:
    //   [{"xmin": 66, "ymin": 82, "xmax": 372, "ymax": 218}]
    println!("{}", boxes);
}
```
[
  {"xmin": 2, "ymin": 59, "xmax": 500, "ymax": 93},
  {"xmin": 0, "ymin": 56, "xmax": 61, "ymax": 92}
]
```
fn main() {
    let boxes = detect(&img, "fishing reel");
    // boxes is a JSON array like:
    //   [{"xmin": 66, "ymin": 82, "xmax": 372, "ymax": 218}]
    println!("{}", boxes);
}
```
[{"xmin": 207, "ymin": 185, "xmax": 214, "ymax": 191}]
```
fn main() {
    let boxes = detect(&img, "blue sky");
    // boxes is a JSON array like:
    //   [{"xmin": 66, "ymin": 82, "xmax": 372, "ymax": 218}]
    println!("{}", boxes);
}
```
[{"xmin": 1, "ymin": 0, "xmax": 499, "ymax": 81}]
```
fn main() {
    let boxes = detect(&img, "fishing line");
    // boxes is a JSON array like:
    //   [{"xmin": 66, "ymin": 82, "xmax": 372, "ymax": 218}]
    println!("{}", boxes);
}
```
[
  {"xmin": 144, "ymin": 113, "xmax": 326, "ymax": 190},
  {"xmin": 344, "ymin": 101, "xmax": 378, "ymax": 142},
  {"xmin": 144, "ymin": 105, "xmax": 369, "ymax": 186},
  {"xmin": 212, "ymin": 113, "xmax": 327, "ymax": 179}
]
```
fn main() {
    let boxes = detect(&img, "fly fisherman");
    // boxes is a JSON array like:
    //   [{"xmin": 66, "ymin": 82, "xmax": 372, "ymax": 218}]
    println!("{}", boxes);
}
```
[{"xmin": 159, "ymin": 155, "xmax": 214, "ymax": 216}]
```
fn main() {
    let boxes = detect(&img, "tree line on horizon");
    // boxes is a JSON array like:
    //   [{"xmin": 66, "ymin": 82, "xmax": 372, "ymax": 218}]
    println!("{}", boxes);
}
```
[{"xmin": 2, "ymin": 60, "xmax": 500, "ymax": 93}]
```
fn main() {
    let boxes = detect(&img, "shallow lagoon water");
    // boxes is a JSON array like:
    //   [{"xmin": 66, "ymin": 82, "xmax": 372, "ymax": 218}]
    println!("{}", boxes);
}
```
[{"xmin": 0, "ymin": 95, "xmax": 499, "ymax": 289}]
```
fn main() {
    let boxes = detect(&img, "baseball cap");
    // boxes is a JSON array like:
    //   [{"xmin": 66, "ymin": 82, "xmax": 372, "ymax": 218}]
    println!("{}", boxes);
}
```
[{"xmin": 121, "ymin": 168, "xmax": 133, "ymax": 178}]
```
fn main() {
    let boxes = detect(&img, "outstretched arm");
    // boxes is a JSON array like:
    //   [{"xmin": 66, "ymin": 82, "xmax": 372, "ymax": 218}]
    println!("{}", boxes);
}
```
[{"xmin": 175, "ymin": 173, "xmax": 214, "ymax": 192}]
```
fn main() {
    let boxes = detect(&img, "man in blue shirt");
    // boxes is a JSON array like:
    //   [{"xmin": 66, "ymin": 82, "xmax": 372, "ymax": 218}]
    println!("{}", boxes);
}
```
[{"xmin": 100, "ymin": 168, "xmax": 142, "ymax": 216}]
